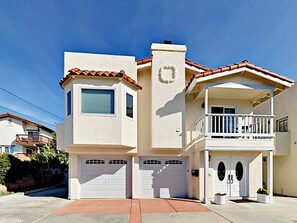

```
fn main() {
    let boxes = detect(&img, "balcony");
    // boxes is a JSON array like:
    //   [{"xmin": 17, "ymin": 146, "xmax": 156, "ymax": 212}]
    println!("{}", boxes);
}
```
[
  {"xmin": 16, "ymin": 134, "xmax": 51, "ymax": 146},
  {"xmin": 195, "ymin": 113, "xmax": 274, "ymax": 139}
]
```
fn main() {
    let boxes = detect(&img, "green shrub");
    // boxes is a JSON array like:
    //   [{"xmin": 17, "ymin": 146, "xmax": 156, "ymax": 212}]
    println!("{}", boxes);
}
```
[
  {"xmin": 257, "ymin": 188, "xmax": 269, "ymax": 195},
  {"xmin": 30, "ymin": 145, "xmax": 68, "ymax": 186},
  {"xmin": 0, "ymin": 153, "xmax": 11, "ymax": 184},
  {"xmin": 215, "ymin": 192, "xmax": 227, "ymax": 196}
]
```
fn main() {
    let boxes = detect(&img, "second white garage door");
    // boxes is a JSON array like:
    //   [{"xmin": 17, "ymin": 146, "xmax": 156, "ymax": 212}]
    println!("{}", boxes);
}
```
[
  {"xmin": 140, "ymin": 157, "xmax": 187, "ymax": 198},
  {"xmin": 80, "ymin": 157, "xmax": 131, "ymax": 199}
]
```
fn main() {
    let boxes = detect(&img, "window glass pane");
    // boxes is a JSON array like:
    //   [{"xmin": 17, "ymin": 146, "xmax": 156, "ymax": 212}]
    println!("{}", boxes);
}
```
[
  {"xmin": 5, "ymin": 147, "xmax": 9, "ymax": 153},
  {"xmin": 67, "ymin": 91, "xmax": 72, "ymax": 116},
  {"xmin": 82, "ymin": 89, "xmax": 114, "ymax": 114},
  {"xmin": 126, "ymin": 93, "xmax": 133, "ymax": 118},
  {"xmin": 235, "ymin": 162, "xmax": 244, "ymax": 181},
  {"xmin": 277, "ymin": 118, "xmax": 288, "ymax": 132},
  {"xmin": 217, "ymin": 162, "xmax": 226, "ymax": 181},
  {"xmin": 10, "ymin": 146, "xmax": 15, "ymax": 153}
]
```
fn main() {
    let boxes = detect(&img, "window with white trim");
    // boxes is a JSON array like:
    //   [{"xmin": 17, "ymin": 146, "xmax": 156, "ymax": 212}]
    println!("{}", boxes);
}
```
[
  {"xmin": 81, "ymin": 89, "xmax": 115, "ymax": 114},
  {"xmin": 5, "ymin": 145, "xmax": 15, "ymax": 154},
  {"xmin": 126, "ymin": 93, "xmax": 133, "ymax": 118},
  {"xmin": 67, "ymin": 91, "xmax": 72, "ymax": 116},
  {"xmin": 277, "ymin": 117, "xmax": 288, "ymax": 132}
]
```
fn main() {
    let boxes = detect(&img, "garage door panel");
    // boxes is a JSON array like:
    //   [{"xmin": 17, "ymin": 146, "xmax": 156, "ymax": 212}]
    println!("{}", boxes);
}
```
[
  {"xmin": 81, "ymin": 157, "xmax": 131, "ymax": 199},
  {"xmin": 140, "ymin": 157, "xmax": 187, "ymax": 198},
  {"xmin": 85, "ymin": 190, "xmax": 107, "ymax": 198}
]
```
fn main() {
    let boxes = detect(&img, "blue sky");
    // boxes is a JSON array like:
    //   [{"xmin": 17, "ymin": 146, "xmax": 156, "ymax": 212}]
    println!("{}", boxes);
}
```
[{"xmin": 0, "ymin": 0, "xmax": 296, "ymax": 129}]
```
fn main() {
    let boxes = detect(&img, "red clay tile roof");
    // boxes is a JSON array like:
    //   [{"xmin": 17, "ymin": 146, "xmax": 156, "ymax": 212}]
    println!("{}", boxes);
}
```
[
  {"xmin": 0, "ymin": 113, "xmax": 54, "ymax": 133},
  {"xmin": 185, "ymin": 59, "xmax": 211, "ymax": 71},
  {"xmin": 136, "ymin": 57, "xmax": 152, "ymax": 65},
  {"xmin": 136, "ymin": 57, "xmax": 210, "ymax": 71},
  {"xmin": 59, "ymin": 68, "xmax": 142, "ymax": 90},
  {"xmin": 186, "ymin": 60, "xmax": 294, "ymax": 91}
]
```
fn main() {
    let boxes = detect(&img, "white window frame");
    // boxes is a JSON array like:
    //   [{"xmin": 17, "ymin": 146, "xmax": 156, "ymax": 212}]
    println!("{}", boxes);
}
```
[
  {"xmin": 66, "ymin": 90, "xmax": 72, "ymax": 117},
  {"xmin": 79, "ymin": 86, "xmax": 117, "ymax": 117},
  {"xmin": 125, "ymin": 89, "xmax": 135, "ymax": 121},
  {"xmin": 276, "ymin": 117, "xmax": 288, "ymax": 132}
]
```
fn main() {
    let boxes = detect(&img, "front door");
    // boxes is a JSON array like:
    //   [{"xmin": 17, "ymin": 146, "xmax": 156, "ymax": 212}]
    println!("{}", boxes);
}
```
[{"xmin": 214, "ymin": 156, "xmax": 248, "ymax": 197}]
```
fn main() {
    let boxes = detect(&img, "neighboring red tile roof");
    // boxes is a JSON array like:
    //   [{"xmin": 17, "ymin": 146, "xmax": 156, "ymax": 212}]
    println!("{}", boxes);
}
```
[
  {"xmin": 0, "ymin": 113, "xmax": 54, "ymax": 133},
  {"xmin": 185, "ymin": 59, "xmax": 211, "ymax": 71},
  {"xmin": 186, "ymin": 60, "xmax": 294, "ymax": 91},
  {"xmin": 136, "ymin": 57, "xmax": 210, "ymax": 71},
  {"xmin": 59, "ymin": 68, "xmax": 142, "ymax": 90},
  {"xmin": 136, "ymin": 57, "xmax": 152, "ymax": 65}
]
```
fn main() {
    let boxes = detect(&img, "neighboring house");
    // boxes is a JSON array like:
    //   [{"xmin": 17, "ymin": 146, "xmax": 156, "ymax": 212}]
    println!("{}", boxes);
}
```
[
  {"xmin": 57, "ymin": 42, "xmax": 293, "ymax": 203},
  {"xmin": 255, "ymin": 83, "xmax": 297, "ymax": 197},
  {"xmin": 0, "ymin": 113, "xmax": 54, "ymax": 159}
]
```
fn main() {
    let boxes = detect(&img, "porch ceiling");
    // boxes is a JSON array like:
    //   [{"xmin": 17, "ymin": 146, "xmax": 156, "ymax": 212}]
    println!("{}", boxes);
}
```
[{"xmin": 196, "ymin": 87, "xmax": 268, "ymax": 101}]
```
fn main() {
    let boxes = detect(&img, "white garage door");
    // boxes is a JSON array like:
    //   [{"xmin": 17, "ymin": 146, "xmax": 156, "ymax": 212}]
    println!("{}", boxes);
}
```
[
  {"xmin": 140, "ymin": 157, "xmax": 187, "ymax": 198},
  {"xmin": 80, "ymin": 157, "xmax": 132, "ymax": 198}
]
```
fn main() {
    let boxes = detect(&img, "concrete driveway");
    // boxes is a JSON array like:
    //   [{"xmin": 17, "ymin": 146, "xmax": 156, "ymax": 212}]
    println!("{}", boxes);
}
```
[
  {"xmin": 0, "ymin": 186, "xmax": 71, "ymax": 223},
  {"xmin": 1, "ymin": 188, "xmax": 297, "ymax": 223}
]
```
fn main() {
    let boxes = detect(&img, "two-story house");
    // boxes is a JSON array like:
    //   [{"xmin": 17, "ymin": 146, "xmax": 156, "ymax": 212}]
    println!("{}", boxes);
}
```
[
  {"xmin": 57, "ymin": 42, "xmax": 293, "ymax": 203},
  {"xmin": 0, "ymin": 113, "xmax": 54, "ymax": 160},
  {"xmin": 255, "ymin": 83, "xmax": 297, "ymax": 197}
]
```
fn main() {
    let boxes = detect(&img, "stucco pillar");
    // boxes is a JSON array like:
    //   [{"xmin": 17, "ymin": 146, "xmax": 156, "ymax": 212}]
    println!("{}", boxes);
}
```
[
  {"xmin": 267, "ymin": 150, "xmax": 273, "ymax": 199},
  {"xmin": 132, "ymin": 155, "xmax": 140, "ymax": 198},
  {"xmin": 69, "ymin": 154, "xmax": 80, "ymax": 199},
  {"xmin": 203, "ymin": 150, "xmax": 210, "ymax": 204}
]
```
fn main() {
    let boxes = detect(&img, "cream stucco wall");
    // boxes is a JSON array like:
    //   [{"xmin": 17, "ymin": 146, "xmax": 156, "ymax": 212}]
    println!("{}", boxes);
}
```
[{"xmin": 255, "ymin": 83, "xmax": 297, "ymax": 196}]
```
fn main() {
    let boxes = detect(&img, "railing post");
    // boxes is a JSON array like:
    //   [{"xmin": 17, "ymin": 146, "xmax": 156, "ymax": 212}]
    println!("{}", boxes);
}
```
[{"xmin": 238, "ymin": 115, "xmax": 242, "ymax": 138}]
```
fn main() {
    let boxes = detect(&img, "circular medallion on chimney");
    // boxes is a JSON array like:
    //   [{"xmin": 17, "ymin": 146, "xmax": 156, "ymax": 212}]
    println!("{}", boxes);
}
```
[{"xmin": 159, "ymin": 65, "xmax": 177, "ymax": 84}]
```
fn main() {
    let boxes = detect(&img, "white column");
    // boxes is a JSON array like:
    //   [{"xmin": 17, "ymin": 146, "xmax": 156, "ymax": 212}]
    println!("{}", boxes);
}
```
[
  {"xmin": 69, "ymin": 154, "xmax": 80, "ymax": 199},
  {"xmin": 205, "ymin": 87, "xmax": 209, "ymax": 136},
  {"xmin": 270, "ymin": 90, "xmax": 274, "ymax": 134},
  {"xmin": 203, "ymin": 150, "xmax": 210, "ymax": 204},
  {"xmin": 267, "ymin": 150, "xmax": 273, "ymax": 199}
]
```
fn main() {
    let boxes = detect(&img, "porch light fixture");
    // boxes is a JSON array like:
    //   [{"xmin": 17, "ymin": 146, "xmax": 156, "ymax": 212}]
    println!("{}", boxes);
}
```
[
  {"xmin": 201, "ymin": 102, "xmax": 205, "ymax": 109},
  {"xmin": 209, "ymin": 155, "xmax": 211, "ymax": 162}
]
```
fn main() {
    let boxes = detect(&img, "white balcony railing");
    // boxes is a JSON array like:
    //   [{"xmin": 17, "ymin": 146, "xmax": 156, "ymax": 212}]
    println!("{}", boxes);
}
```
[{"xmin": 195, "ymin": 114, "xmax": 274, "ymax": 139}]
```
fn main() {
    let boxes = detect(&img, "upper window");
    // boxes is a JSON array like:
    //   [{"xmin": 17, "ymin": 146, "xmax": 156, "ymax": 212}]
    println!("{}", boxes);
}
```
[
  {"xmin": 277, "ymin": 117, "xmax": 288, "ymax": 132},
  {"xmin": 126, "ymin": 93, "xmax": 133, "ymax": 118},
  {"xmin": 67, "ymin": 91, "xmax": 72, "ymax": 116},
  {"xmin": 81, "ymin": 89, "xmax": 115, "ymax": 114}
]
